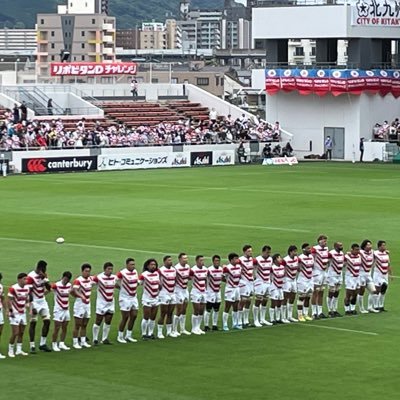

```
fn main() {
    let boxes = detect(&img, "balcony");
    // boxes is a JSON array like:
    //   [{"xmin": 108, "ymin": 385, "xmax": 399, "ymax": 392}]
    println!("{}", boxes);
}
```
[
  {"xmin": 103, "ymin": 35, "xmax": 113, "ymax": 43},
  {"xmin": 102, "ymin": 47, "xmax": 114, "ymax": 55},
  {"xmin": 103, "ymin": 23, "xmax": 115, "ymax": 31}
]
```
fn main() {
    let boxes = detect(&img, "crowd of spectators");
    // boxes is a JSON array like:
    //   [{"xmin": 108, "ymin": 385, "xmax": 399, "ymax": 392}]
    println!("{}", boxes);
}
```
[
  {"xmin": 0, "ymin": 106, "xmax": 282, "ymax": 150},
  {"xmin": 373, "ymin": 118, "xmax": 400, "ymax": 141}
]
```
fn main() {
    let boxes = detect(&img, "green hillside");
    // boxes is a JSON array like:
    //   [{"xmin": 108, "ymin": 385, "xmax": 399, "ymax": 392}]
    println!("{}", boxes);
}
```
[{"xmin": 0, "ymin": 0, "xmax": 224, "ymax": 29}]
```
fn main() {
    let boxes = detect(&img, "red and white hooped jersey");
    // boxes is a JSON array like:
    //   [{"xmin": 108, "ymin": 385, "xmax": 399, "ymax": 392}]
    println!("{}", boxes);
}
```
[
  {"xmin": 26, "ymin": 270, "xmax": 49, "ymax": 300},
  {"xmin": 190, "ymin": 266, "xmax": 208, "ymax": 292},
  {"xmin": 282, "ymin": 256, "xmax": 299, "ymax": 280},
  {"xmin": 328, "ymin": 250, "xmax": 345, "ymax": 275},
  {"xmin": 255, "ymin": 256, "xmax": 272, "ymax": 283},
  {"xmin": 360, "ymin": 250, "xmax": 374, "ymax": 273},
  {"xmin": 158, "ymin": 266, "xmax": 176, "ymax": 293},
  {"xmin": 73, "ymin": 276, "xmax": 95, "ymax": 305},
  {"xmin": 239, "ymin": 256, "xmax": 255, "ymax": 282},
  {"xmin": 312, "ymin": 245, "xmax": 330, "ymax": 272},
  {"xmin": 117, "ymin": 268, "xmax": 138, "ymax": 297},
  {"xmin": 139, "ymin": 270, "xmax": 160, "ymax": 298},
  {"xmin": 345, "ymin": 253, "xmax": 362, "ymax": 277},
  {"xmin": 174, "ymin": 263, "xmax": 191, "ymax": 290},
  {"xmin": 223, "ymin": 263, "xmax": 242, "ymax": 288},
  {"xmin": 297, "ymin": 254, "xmax": 314, "ymax": 280},
  {"xmin": 52, "ymin": 280, "xmax": 72, "ymax": 310},
  {"xmin": 207, "ymin": 266, "xmax": 224, "ymax": 293},
  {"xmin": 374, "ymin": 250, "xmax": 390, "ymax": 275},
  {"xmin": 92, "ymin": 272, "xmax": 117, "ymax": 303},
  {"xmin": 271, "ymin": 264, "xmax": 285, "ymax": 288},
  {"xmin": 8, "ymin": 284, "xmax": 29, "ymax": 314}
]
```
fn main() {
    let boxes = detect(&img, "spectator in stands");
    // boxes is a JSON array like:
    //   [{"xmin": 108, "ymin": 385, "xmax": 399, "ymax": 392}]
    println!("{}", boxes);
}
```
[
  {"xmin": 262, "ymin": 143, "xmax": 272, "ymax": 159},
  {"xmin": 47, "ymin": 99, "xmax": 53, "ymax": 116},
  {"xmin": 209, "ymin": 108, "xmax": 218, "ymax": 124},
  {"xmin": 237, "ymin": 142, "xmax": 246, "ymax": 164},
  {"xmin": 19, "ymin": 102, "xmax": 27, "ymax": 122},
  {"xmin": 13, "ymin": 104, "xmax": 20, "ymax": 124},
  {"xmin": 282, "ymin": 142, "xmax": 293, "ymax": 157}
]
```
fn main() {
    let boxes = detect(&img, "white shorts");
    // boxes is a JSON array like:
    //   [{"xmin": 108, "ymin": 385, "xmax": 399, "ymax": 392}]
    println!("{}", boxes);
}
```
[
  {"xmin": 313, "ymin": 270, "xmax": 327, "ymax": 287},
  {"xmin": 53, "ymin": 308, "xmax": 71, "ymax": 322},
  {"xmin": 73, "ymin": 301, "xmax": 91, "ymax": 319},
  {"xmin": 96, "ymin": 299, "xmax": 115, "ymax": 316},
  {"xmin": 190, "ymin": 289, "xmax": 207, "ymax": 304},
  {"xmin": 269, "ymin": 286, "xmax": 284, "ymax": 301},
  {"xmin": 0, "ymin": 309, "xmax": 4, "ymax": 325},
  {"xmin": 283, "ymin": 279, "xmax": 297, "ymax": 293},
  {"xmin": 297, "ymin": 279, "xmax": 314, "ymax": 295},
  {"xmin": 345, "ymin": 275, "xmax": 360, "ymax": 290},
  {"xmin": 174, "ymin": 288, "xmax": 189, "ymax": 304},
  {"xmin": 158, "ymin": 291, "xmax": 176, "ymax": 306},
  {"xmin": 224, "ymin": 286, "xmax": 240, "ymax": 303},
  {"xmin": 254, "ymin": 280, "xmax": 270, "ymax": 297},
  {"xmin": 10, "ymin": 313, "xmax": 27, "ymax": 326},
  {"xmin": 239, "ymin": 280, "xmax": 254, "ymax": 297},
  {"xmin": 373, "ymin": 272, "xmax": 389, "ymax": 287},
  {"xmin": 206, "ymin": 290, "xmax": 222, "ymax": 303},
  {"xmin": 119, "ymin": 296, "xmax": 139, "ymax": 312},
  {"xmin": 326, "ymin": 273, "xmax": 342, "ymax": 288},
  {"xmin": 142, "ymin": 295, "xmax": 159, "ymax": 308},
  {"xmin": 359, "ymin": 271, "xmax": 373, "ymax": 287},
  {"xmin": 31, "ymin": 299, "xmax": 50, "ymax": 321}
]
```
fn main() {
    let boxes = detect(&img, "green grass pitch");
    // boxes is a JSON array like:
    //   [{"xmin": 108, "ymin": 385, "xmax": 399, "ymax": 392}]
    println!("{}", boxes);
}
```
[{"xmin": 0, "ymin": 163, "xmax": 399, "ymax": 400}]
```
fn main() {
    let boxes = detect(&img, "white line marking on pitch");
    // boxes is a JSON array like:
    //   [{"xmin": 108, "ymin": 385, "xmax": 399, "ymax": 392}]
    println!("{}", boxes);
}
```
[
  {"xmin": 213, "ymin": 223, "xmax": 310, "ymax": 234},
  {"xmin": 42, "ymin": 211, "xmax": 124, "ymax": 220},
  {"xmin": 303, "ymin": 323, "xmax": 379, "ymax": 336}
]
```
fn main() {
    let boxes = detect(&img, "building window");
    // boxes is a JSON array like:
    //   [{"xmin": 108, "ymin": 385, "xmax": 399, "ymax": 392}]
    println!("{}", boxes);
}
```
[
  {"xmin": 51, "ymin": 55, "xmax": 55, "ymax": 61},
  {"xmin": 152, "ymin": 78, "xmax": 159, "ymax": 83},
  {"xmin": 171, "ymin": 78, "xmax": 178, "ymax": 84},
  {"xmin": 40, "ymin": 19, "xmax": 44, "ymax": 24},
  {"xmin": 51, "ymin": 43, "xmax": 55, "ymax": 49},
  {"xmin": 82, "ymin": 55, "xmax": 85, "ymax": 61},
  {"xmin": 295, "ymin": 47, "xmax": 304, "ymax": 56},
  {"xmin": 51, "ymin": 31, "xmax": 55, "ymax": 37},
  {"xmin": 81, "ymin": 43, "xmax": 85, "ymax": 49},
  {"xmin": 81, "ymin": 31, "xmax": 85, "ymax": 37},
  {"xmin": 197, "ymin": 77, "xmax": 209, "ymax": 86},
  {"xmin": 92, "ymin": 19, "xmax": 96, "ymax": 24}
]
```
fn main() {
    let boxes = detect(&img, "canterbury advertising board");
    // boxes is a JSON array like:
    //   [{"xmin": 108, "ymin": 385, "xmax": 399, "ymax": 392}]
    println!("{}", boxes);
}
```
[
  {"xmin": 97, "ymin": 152, "xmax": 190, "ymax": 171},
  {"xmin": 262, "ymin": 157, "xmax": 298, "ymax": 166},
  {"xmin": 22, "ymin": 156, "xmax": 97, "ymax": 173}
]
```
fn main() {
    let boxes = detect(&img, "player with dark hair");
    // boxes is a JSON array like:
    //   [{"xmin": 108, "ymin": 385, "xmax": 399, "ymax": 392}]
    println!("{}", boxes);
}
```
[
  {"xmin": 139, "ymin": 259, "xmax": 160, "ymax": 340},
  {"xmin": 297, "ymin": 243, "xmax": 314, "ymax": 322},
  {"xmin": 173, "ymin": 253, "xmax": 191, "ymax": 336},
  {"xmin": 269, "ymin": 254, "xmax": 285, "ymax": 324},
  {"xmin": 189, "ymin": 255, "xmax": 208, "ymax": 335},
  {"xmin": 72, "ymin": 263, "xmax": 95, "ymax": 349},
  {"xmin": 7, "ymin": 273, "xmax": 30, "ymax": 357},
  {"xmin": 373, "ymin": 240, "xmax": 392, "ymax": 312},
  {"xmin": 282, "ymin": 245, "xmax": 299, "ymax": 323},
  {"xmin": 254, "ymin": 246, "xmax": 273, "ymax": 326},
  {"xmin": 359, "ymin": 240, "xmax": 377, "ymax": 314},
  {"xmin": 344, "ymin": 244, "xmax": 361, "ymax": 315},
  {"xmin": 51, "ymin": 271, "xmax": 75, "ymax": 351},
  {"xmin": 0, "ymin": 272, "xmax": 5, "ymax": 359},
  {"xmin": 326, "ymin": 242, "xmax": 345, "ymax": 317},
  {"xmin": 116, "ymin": 258, "xmax": 139, "ymax": 343},
  {"xmin": 204, "ymin": 255, "xmax": 223, "ymax": 331},
  {"xmin": 238, "ymin": 245, "xmax": 255, "ymax": 328},
  {"xmin": 26, "ymin": 260, "xmax": 52, "ymax": 353},
  {"xmin": 92, "ymin": 262, "xmax": 118, "ymax": 345},
  {"xmin": 157, "ymin": 255, "xmax": 177, "ymax": 338},
  {"xmin": 311, "ymin": 235, "xmax": 330, "ymax": 319},
  {"xmin": 222, "ymin": 253, "xmax": 242, "ymax": 330}
]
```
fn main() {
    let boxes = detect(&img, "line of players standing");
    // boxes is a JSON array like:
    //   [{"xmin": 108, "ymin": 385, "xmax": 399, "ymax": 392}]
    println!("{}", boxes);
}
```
[{"xmin": 0, "ymin": 235, "xmax": 391, "ymax": 359}]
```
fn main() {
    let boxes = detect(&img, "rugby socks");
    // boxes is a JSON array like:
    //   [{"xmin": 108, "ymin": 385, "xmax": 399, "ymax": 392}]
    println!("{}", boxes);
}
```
[
  {"xmin": 260, "ymin": 306, "xmax": 267, "ymax": 321},
  {"xmin": 243, "ymin": 308, "xmax": 250, "ymax": 324},
  {"xmin": 317, "ymin": 305, "xmax": 323, "ymax": 315},
  {"xmin": 303, "ymin": 307, "xmax": 309, "ymax": 317},
  {"xmin": 252, "ymin": 306, "xmax": 259, "ymax": 324},
  {"xmin": 269, "ymin": 308, "xmax": 275, "ymax": 322},
  {"xmin": 232, "ymin": 311, "xmax": 238, "ymax": 326},
  {"xmin": 288, "ymin": 304, "xmax": 293, "ymax": 319},
  {"xmin": 141, "ymin": 319, "xmax": 148, "ymax": 336},
  {"xmin": 237, "ymin": 310, "xmax": 243, "ymax": 326},
  {"xmin": 148, "ymin": 320, "xmax": 155, "ymax": 335},
  {"xmin": 102, "ymin": 324, "xmax": 110, "ymax": 341},
  {"xmin": 173, "ymin": 315, "xmax": 179, "ymax": 333},
  {"xmin": 212, "ymin": 310, "xmax": 219, "ymax": 326},
  {"xmin": 357, "ymin": 294, "xmax": 365, "ymax": 311},
  {"xmin": 191, "ymin": 315, "xmax": 198, "ymax": 331},
  {"xmin": 40, "ymin": 336, "xmax": 47, "ymax": 346},
  {"xmin": 204, "ymin": 310, "xmax": 210, "ymax": 327},
  {"xmin": 157, "ymin": 325, "xmax": 164, "ymax": 336},
  {"xmin": 276, "ymin": 307, "xmax": 281, "ymax": 321},
  {"xmin": 311, "ymin": 305, "xmax": 317, "ymax": 315},
  {"xmin": 92, "ymin": 324, "xmax": 100, "ymax": 341},
  {"xmin": 179, "ymin": 315, "xmax": 186, "ymax": 331},
  {"xmin": 332, "ymin": 297, "xmax": 339, "ymax": 312},
  {"xmin": 166, "ymin": 325, "xmax": 172, "ymax": 336},
  {"xmin": 222, "ymin": 311, "xmax": 229, "ymax": 328},
  {"xmin": 378, "ymin": 294, "xmax": 385, "ymax": 308}
]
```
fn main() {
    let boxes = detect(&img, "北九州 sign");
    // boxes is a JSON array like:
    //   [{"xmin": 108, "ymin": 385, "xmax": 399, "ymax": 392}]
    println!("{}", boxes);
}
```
[{"xmin": 351, "ymin": 0, "xmax": 400, "ymax": 27}]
